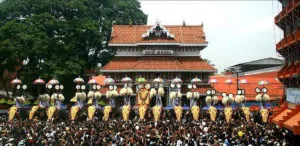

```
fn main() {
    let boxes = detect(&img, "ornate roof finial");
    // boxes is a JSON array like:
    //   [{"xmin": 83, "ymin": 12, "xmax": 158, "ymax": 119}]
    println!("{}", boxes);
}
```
[
  {"xmin": 142, "ymin": 19, "xmax": 174, "ymax": 39},
  {"xmin": 182, "ymin": 20, "xmax": 186, "ymax": 27}
]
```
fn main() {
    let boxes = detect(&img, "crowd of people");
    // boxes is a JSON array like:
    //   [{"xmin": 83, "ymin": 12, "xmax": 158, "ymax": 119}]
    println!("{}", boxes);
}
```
[{"xmin": 0, "ymin": 110, "xmax": 298, "ymax": 146}]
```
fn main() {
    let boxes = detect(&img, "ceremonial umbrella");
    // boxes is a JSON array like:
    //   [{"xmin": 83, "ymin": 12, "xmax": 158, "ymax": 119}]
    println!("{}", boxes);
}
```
[
  {"xmin": 73, "ymin": 77, "xmax": 85, "ymax": 84},
  {"xmin": 258, "ymin": 80, "xmax": 269, "ymax": 85},
  {"xmin": 153, "ymin": 77, "xmax": 164, "ymax": 83},
  {"xmin": 33, "ymin": 78, "xmax": 45, "ymax": 85},
  {"xmin": 136, "ymin": 77, "xmax": 147, "ymax": 84},
  {"xmin": 121, "ymin": 76, "xmax": 132, "ymax": 83},
  {"xmin": 87, "ymin": 78, "xmax": 98, "ymax": 85},
  {"xmin": 48, "ymin": 78, "xmax": 59, "ymax": 85},
  {"xmin": 191, "ymin": 77, "xmax": 202, "ymax": 84},
  {"xmin": 225, "ymin": 78, "xmax": 233, "ymax": 84},
  {"xmin": 11, "ymin": 78, "xmax": 22, "ymax": 85},
  {"xmin": 171, "ymin": 77, "xmax": 182, "ymax": 84},
  {"xmin": 239, "ymin": 79, "xmax": 247, "ymax": 84},
  {"xmin": 208, "ymin": 79, "xmax": 217, "ymax": 84},
  {"xmin": 104, "ymin": 77, "xmax": 115, "ymax": 85}
]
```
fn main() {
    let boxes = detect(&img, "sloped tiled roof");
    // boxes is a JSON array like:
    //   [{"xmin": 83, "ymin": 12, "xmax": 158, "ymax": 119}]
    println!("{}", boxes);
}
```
[
  {"xmin": 101, "ymin": 57, "xmax": 217, "ymax": 72},
  {"xmin": 283, "ymin": 113, "xmax": 300, "ymax": 134},
  {"xmin": 92, "ymin": 75, "xmax": 106, "ymax": 86},
  {"xmin": 244, "ymin": 71, "xmax": 279, "ymax": 78},
  {"xmin": 109, "ymin": 25, "xmax": 207, "ymax": 45},
  {"xmin": 209, "ymin": 71, "xmax": 284, "ymax": 101},
  {"xmin": 272, "ymin": 109, "xmax": 292, "ymax": 126}
]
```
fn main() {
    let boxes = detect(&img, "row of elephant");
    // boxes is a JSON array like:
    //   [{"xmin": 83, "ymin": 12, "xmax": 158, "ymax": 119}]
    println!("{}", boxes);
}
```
[{"xmin": 8, "ymin": 105, "xmax": 270, "ymax": 123}]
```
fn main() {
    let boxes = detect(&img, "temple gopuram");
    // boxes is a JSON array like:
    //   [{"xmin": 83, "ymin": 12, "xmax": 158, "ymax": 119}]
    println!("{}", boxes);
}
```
[
  {"xmin": 271, "ymin": 0, "xmax": 300, "ymax": 135},
  {"xmin": 101, "ymin": 20, "xmax": 217, "ymax": 106}
]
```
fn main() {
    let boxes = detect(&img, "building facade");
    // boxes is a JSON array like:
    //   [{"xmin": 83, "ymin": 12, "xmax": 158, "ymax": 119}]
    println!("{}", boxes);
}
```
[
  {"xmin": 211, "ymin": 58, "xmax": 284, "ymax": 103},
  {"xmin": 271, "ymin": 0, "xmax": 300, "ymax": 135},
  {"xmin": 101, "ymin": 21, "xmax": 217, "ymax": 106},
  {"xmin": 228, "ymin": 58, "xmax": 284, "ymax": 74}
]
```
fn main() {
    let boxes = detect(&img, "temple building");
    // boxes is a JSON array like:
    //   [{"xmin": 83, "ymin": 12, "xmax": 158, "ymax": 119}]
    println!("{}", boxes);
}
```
[
  {"xmin": 101, "ymin": 20, "xmax": 217, "ymax": 106},
  {"xmin": 270, "ymin": 0, "xmax": 300, "ymax": 135}
]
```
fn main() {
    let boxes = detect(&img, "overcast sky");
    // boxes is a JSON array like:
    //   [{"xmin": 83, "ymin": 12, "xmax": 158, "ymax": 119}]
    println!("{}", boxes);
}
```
[{"xmin": 139, "ymin": 0, "xmax": 283, "ymax": 73}]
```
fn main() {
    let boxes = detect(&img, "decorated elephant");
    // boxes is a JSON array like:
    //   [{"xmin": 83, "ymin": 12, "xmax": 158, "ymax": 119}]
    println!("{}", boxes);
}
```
[
  {"xmin": 169, "ymin": 77, "xmax": 183, "ymax": 122},
  {"xmin": 221, "ymin": 92, "xmax": 234, "ymax": 123},
  {"xmin": 70, "ymin": 92, "xmax": 87, "ymax": 121},
  {"xmin": 29, "ymin": 94, "xmax": 50, "ymax": 120},
  {"xmin": 150, "ymin": 77, "xmax": 165, "ymax": 121},
  {"xmin": 120, "ymin": 83, "xmax": 133, "ymax": 121},
  {"xmin": 103, "ymin": 84, "xmax": 118, "ymax": 121},
  {"xmin": 8, "ymin": 96, "xmax": 28, "ymax": 121},
  {"xmin": 242, "ymin": 107, "xmax": 250, "ymax": 122},
  {"xmin": 46, "ymin": 93, "xmax": 65, "ymax": 121},
  {"xmin": 260, "ymin": 108, "xmax": 269, "ymax": 123},
  {"xmin": 255, "ymin": 87, "xmax": 270, "ymax": 123},
  {"xmin": 187, "ymin": 83, "xmax": 200, "ymax": 121},
  {"xmin": 205, "ymin": 89, "xmax": 218, "ymax": 122},
  {"xmin": 136, "ymin": 88, "xmax": 151, "ymax": 120},
  {"xmin": 87, "ymin": 89, "xmax": 102, "ymax": 121}
]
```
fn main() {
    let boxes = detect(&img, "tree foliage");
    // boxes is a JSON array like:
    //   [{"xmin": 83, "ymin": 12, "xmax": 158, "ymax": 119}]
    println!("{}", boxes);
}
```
[{"xmin": 0, "ymin": 0, "xmax": 147, "ymax": 99}]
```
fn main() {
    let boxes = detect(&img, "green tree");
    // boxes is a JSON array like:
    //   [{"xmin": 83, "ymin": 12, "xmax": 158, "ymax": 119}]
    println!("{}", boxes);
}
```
[{"xmin": 0, "ymin": 0, "xmax": 147, "ymax": 100}]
